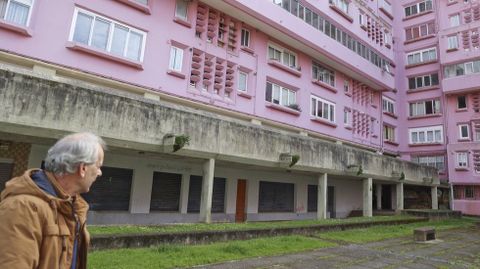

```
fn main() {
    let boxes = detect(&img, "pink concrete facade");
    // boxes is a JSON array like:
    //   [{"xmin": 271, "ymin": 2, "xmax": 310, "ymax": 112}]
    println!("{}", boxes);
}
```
[{"xmin": 0, "ymin": 0, "xmax": 478, "ymax": 214}]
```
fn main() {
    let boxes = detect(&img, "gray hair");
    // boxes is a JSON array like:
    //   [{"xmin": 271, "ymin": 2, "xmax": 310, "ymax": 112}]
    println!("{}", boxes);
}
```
[{"xmin": 44, "ymin": 132, "xmax": 106, "ymax": 175}]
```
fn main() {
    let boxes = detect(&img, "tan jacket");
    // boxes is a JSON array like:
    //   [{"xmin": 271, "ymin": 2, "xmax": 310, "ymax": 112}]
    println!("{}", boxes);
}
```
[{"xmin": 0, "ymin": 169, "xmax": 90, "ymax": 269}]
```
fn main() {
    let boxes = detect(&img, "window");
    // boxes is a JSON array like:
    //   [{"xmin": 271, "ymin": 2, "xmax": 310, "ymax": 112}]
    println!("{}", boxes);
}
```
[
  {"xmin": 344, "ymin": 80, "xmax": 350, "ymax": 94},
  {"xmin": 409, "ymin": 99, "xmax": 441, "ymax": 117},
  {"xmin": 136, "ymin": 0, "xmax": 148, "ymax": 4},
  {"xmin": 411, "ymin": 155, "xmax": 445, "ymax": 171},
  {"xmin": 406, "ymin": 47, "xmax": 437, "ymax": 65},
  {"xmin": 474, "ymin": 122, "xmax": 480, "ymax": 141},
  {"xmin": 0, "ymin": 0, "xmax": 33, "ymax": 26},
  {"xmin": 238, "ymin": 71, "xmax": 248, "ymax": 92},
  {"xmin": 409, "ymin": 125, "xmax": 443, "ymax": 144},
  {"xmin": 450, "ymin": 14, "xmax": 460, "ymax": 27},
  {"xmin": 168, "ymin": 46, "xmax": 183, "ymax": 72},
  {"xmin": 447, "ymin": 35, "xmax": 459, "ymax": 50},
  {"xmin": 344, "ymin": 109, "xmax": 351, "ymax": 125},
  {"xmin": 311, "ymin": 95, "xmax": 335, "ymax": 123},
  {"xmin": 465, "ymin": 186, "xmax": 474, "ymax": 198},
  {"xmin": 382, "ymin": 97, "xmax": 395, "ymax": 114},
  {"xmin": 457, "ymin": 95, "xmax": 467, "ymax": 109},
  {"xmin": 383, "ymin": 125, "xmax": 395, "ymax": 142},
  {"xmin": 405, "ymin": 0, "xmax": 433, "ymax": 18},
  {"xmin": 408, "ymin": 73, "xmax": 439, "ymax": 90},
  {"xmin": 240, "ymin": 28, "xmax": 250, "ymax": 47},
  {"xmin": 265, "ymin": 81, "xmax": 297, "ymax": 107},
  {"xmin": 268, "ymin": 44, "xmax": 297, "ymax": 69},
  {"xmin": 445, "ymin": 60, "xmax": 480, "ymax": 78},
  {"xmin": 70, "ymin": 8, "xmax": 146, "ymax": 62},
  {"xmin": 258, "ymin": 181, "xmax": 294, "ymax": 212},
  {"xmin": 459, "ymin": 124, "xmax": 470, "ymax": 139},
  {"xmin": 405, "ymin": 22, "xmax": 435, "ymax": 41},
  {"xmin": 329, "ymin": 0, "xmax": 349, "ymax": 14},
  {"xmin": 175, "ymin": 0, "xmax": 188, "ymax": 21},
  {"xmin": 312, "ymin": 62, "xmax": 335, "ymax": 86},
  {"xmin": 456, "ymin": 152, "xmax": 468, "ymax": 168},
  {"xmin": 150, "ymin": 172, "xmax": 181, "ymax": 211}
]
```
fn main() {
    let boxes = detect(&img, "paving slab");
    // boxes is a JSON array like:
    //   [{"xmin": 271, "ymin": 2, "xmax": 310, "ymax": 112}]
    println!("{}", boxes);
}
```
[{"xmin": 193, "ymin": 227, "xmax": 480, "ymax": 269}]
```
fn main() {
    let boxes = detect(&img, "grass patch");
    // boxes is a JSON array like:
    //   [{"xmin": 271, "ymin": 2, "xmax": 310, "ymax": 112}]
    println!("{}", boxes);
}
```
[
  {"xmin": 318, "ymin": 218, "xmax": 476, "ymax": 244},
  {"xmin": 88, "ymin": 235, "xmax": 336, "ymax": 269},
  {"xmin": 89, "ymin": 215, "xmax": 416, "ymax": 236}
]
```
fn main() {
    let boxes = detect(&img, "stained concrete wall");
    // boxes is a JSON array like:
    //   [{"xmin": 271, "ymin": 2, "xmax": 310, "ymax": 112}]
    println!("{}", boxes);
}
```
[{"xmin": 0, "ymin": 69, "xmax": 439, "ymax": 185}]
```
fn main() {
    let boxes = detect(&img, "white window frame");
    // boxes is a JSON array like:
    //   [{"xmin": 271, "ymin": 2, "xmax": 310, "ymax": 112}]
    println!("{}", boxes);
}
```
[
  {"xmin": 457, "ymin": 95, "xmax": 467, "ymax": 109},
  {"xmin": 329, "ymin": 0, "xmax": 349, "ymax": 14},
  {"xmin": 268, "ymin": 43, "xmax": 298, "ymax": 69},
  {"xmin": 409, "ymin": 125, "xmax": 444, "ymax": 144},
  {"xmin": 404, "ymin": 0, "xmax": 433, "ymax": 18},
  {"xmin": 69, "ymin": 8, "xmax": 147, "ymax": 62},
  {"xmin": 343, "ymin": 109, "xmax": 351, "ymax": 125},
  {"xmin": 359, "ymin": 13, "xmax": 367, "ymax": 28},
  {"xmin": 265, "ymin": 81, "xmax": 297, "ymax": 107},
  {"xmin": 447, "ymin": 35, "xmax": 459, "ymax": 50},
  {"xmin": 409, "ymin": 99, "xmax": 441, "ymax": 117},
  {"xmin": 465, "ymin": 186, "xmax": 474, "ymax": 198},
  {"xmin": 312, "ymin": 62, "xmax": 335, "ymax": 87},
  {"xmin": 411, "ymin": 155, "xmax": 445, "ymax": 171},
  {"xmin": 174, "ymin": 0, "xmax": 188, "ymax": 21},
  {"xmin": 450, "ymin": 14, "xmax": 460, "ymax": 27},
  {"xmin": 406, "ymin": 47, "xmax": 437, "ymax": 65},
  {"xmin": 383, "ymin": 125, "xmax": 395, "ymax": 142},
  {"xmin": 168, "ymin": 46, "xmax": 183, "ymax": 72},
  {"xmin": 238, "ymin": 71, "xmax": 248, "ymax": 92},
  {"xmin": 0, "ymin": 0, "xmax": 34, "ymax": 26},
  {"xmin": 240, "ymin": 28, "xmax": 250, "ymax": 47},
  {"xmin": 311, "ymin": 95, "xmax": 336, "ymax": 123},
  {"xmin": 459, "ymin": 124, "xmax": 470, "ymax": 139},
  {"xmin": 408, "ymin": 73, "xmax": 439, "ymax": 90},
  {"xmin": 382, "ymin": 97, "xmax": 395, "ymax": 114},
  {"xmin": 456, "ymin": 152, "xmax": 468, "ymax": 168}
]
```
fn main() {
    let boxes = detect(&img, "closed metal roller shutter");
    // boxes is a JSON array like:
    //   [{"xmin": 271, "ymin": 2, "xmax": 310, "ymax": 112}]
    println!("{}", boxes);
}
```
[
  {"xmin": 150, "ymin": 172, "xmax": 182, "ymax": 211},
  {"xmin": 82, "ymin": 166, "xmax": 133, "ymax": 211},
  {"xmin": 0, "ymin": 162, "xmax": 14, "ymax": 193},
  {"xmin": 258, "ymin": 181, "xmax": 294, "ymax": 212},
  {"xmin": 187, "ymin": 175, "xmax": 226, "ymax": 213}
]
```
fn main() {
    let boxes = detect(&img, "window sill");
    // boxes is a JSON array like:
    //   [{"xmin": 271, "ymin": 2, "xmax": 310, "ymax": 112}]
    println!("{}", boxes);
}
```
[
  {"xmin": 237, "ymin": 91, "xmax": 252, "ymax": 99},
  {"xmin": 407, "ymin": 113, "xmax": 442, "ymax": 120},
  {"xmin": 345, "ymin": 92, "xmax": 352, "ymax": 97},
  {"xmin": 384, "ymin": 140, "xmax": 399, "ymax": 146},
  {"xmin": 267, "ymin": 60, "xmax": 301, "ymax": 77},
  {"xmin": 405, "ymin": 60, "xmax": 438, "ymax": 69},
  {"xmin": 312, "ymin": 80, "xmax": 337, "ymax": 93},
  {"xmin": 311, "ymin": 117, "xmax": 337, "ymax": 128},
  {"xmin": 403, "ymin": 10, "xmax": 433, "ymax": 21},
  {"xmin": 66, "ymin": 41, "xmax": 144, "ymax": 69},
  {"xmin": 456, "ymin": 108, "xmax": 468, "ymax": 113},
  {"xmin": 455, "ymin": 167, "xmax": 469, "ymax": 171},
  {"xmin": 409, "ymin": 142, "xmax": 443, "ymax": 147},
  {"xmin": 404, "ymin": 34, "xmax": 435, "ymax": 45},
  {"xmin": 167, "ymin": 70, "xmax": 186, "ymax": 79},
  {"xmin": 173, "ymin": 17, "xmax": 192, "ymax": 28},
  {"xmin": 116, "ymin": 0, "xmax": 151, "ymax": 14},
  {"xmin": 329, "ymin": 5, "xmax": 353, "ymax": 23},
  {"xmin": 266, "ymin": 102, "xmax": 301, "ymax": 116},
  {"xmin": 447, "ymin": 1, "xmax": 458, "ymax": 6},
  {"xmin": 379, "ymin": 7, "xmax": 393, "ymax": 19},
  {"xmin": 0, "ymin": 19, "xmax": 33, "ymax": 36},
  {"xmin": 406, "ymin": 86, "xmax": 440, "ymax": 94},
  {"xmin": 345, "ymin": 125, "xmax": 353, "ymax": 130},
  {"xmin": 458, "ymin": 138, "xmax": 471, "ymax": 142},
  {"xmin": 446, "ymin": 47, "xmax": 459, "ymax": 53},
  {"xmin": 241, "ymin": 46, "xmax": 255, "ymax": 54},
  {"xmin": 383, "ymin": 111, "xmax": 397, "ymax": 119},
  {"xmin": 360, "ymin": 25, "xmax": 367, "ymax": 31}
]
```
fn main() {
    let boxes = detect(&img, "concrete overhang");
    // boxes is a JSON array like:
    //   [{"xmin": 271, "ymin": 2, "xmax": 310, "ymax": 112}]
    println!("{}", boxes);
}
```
[
  {"xmin": 0, "ymin": 68, "xmax": 437, "ymax": 184},
  {"xmin": 200, "ymin": 0, "xmax": 394, "ymax": 91}
]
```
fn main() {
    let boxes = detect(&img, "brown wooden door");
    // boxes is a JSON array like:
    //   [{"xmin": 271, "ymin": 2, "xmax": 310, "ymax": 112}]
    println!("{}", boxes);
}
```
[{"xmin": 235, "ymin": 179, "xmax": 247, "ymax": 222}]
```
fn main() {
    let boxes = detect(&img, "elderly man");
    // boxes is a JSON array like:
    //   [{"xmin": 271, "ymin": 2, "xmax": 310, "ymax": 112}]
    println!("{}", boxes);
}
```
[{"xmin": 0, "ymin": 132, "xmax": 106, "ymax": 269}]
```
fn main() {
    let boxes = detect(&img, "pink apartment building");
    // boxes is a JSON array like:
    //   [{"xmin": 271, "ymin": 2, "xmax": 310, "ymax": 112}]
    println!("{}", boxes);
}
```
[{"xmin": 0, "ymin": 0, "xmax": 476, "ymax": 224}]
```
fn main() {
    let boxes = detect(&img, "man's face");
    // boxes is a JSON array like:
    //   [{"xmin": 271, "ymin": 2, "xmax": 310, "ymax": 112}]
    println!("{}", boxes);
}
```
[{"xmin": 79, "ymin": 145, "xmax": 104, "ymax": 194}]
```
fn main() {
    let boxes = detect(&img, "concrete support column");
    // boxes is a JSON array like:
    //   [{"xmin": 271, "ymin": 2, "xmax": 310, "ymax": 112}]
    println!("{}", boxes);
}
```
[
  {"xmin": 431, "ymin": 186, "xmax": 438, "ymax": 210},
  {"xmin": 199, "ymin": 158, "xmax": 215, "ymax": 223},
  {"xmin": 317, "ymin": 173, "xmax": 327, "ymax": 220},
  {"xmin": 179, "ymin": 173, "xmax": 190, "ymax": 214},
  {"xmin": 376, "ymin": 183, "xmax": 382, "ymax": 210},
  {"xmin": 396, "ymin": 183, "xmax": 404, "ymax": 211},
  {"xmin": 363, "ymin": 178, "xmax": 373, "ymax": 217}
]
